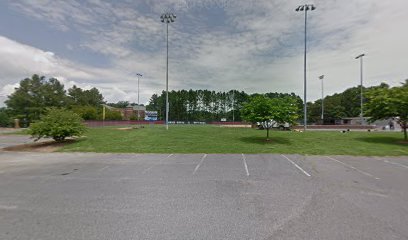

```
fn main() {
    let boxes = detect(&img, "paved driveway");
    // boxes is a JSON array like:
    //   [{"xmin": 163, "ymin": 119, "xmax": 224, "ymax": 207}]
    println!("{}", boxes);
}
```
[
  {"xmin": 0, "ymin": 135, "xmax": 34, "ymax": 148},
  {"xmin": 0, "ymin": 152, "xmax": 408, "ymax": 239}
]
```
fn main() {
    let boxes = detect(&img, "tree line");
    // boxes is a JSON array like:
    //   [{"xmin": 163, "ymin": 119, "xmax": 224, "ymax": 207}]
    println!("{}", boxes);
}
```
[
  {"xmin": 307, "ymin": 82, "xmax": 392, "ymax": 124},
  {"xmin": 1, "ymin": 74, "xmax": 406, "ymax": 135},
  {"xmin": 145, "ymin": 90, "xmax": 303, "ymax": 122}
]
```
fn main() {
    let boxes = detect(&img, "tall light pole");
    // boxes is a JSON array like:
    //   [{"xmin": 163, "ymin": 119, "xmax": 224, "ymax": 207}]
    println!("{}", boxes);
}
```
[
  {"xmin": 319, "ymin": 75, "xmax": 324, "ymax": 124},
  {"xmin": 296, "ymin": 4, "xmax": 316, "ymax": 131},
  {"xmin": 136, "ymin": 73, "xmax": 142, "ymax": 120},
  {"xmin": 161, "ymin": 13, "xmax": 176, "ymax": 130},
  {"xmin": 232, "ymin": 90, "xmax": 235, "ymax": 124},
  {"xmin": 355, "ymin": 53, "xmax": 365, "ymax": 125}
]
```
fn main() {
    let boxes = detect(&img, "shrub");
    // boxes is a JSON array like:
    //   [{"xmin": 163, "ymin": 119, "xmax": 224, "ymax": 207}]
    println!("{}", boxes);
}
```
[
  {"xmin": 29, "ymin": 108, "xmax": 86, "ymax": 142},
  {"xmin": 104, "ymin": 109, "xmax": 123, "ymax": 120},
  {"xmin": 71, "ymin": 105, "xmax": 98, "ymax": 120},
  {"xmin": 0, "ymin": 110, "xmax": 11, "ymax": 127}
]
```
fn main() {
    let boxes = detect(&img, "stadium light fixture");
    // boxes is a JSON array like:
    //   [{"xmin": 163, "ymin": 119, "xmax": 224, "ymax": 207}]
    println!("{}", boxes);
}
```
[
  {"xmin": 355, "ymin": 53, "xmax": 365, "ymax": 125},
  {"xmin": 295, "ymin": 4, "xmax": 316, "ymax": 131},
  {"xmin": 161, "ymin": 13, "xmax": 176, "ymax": 130},
  {"xmin": 319, "ymin": 75, "xmax": 325, "ymax": 123},
  {"xmin": 136, "ymin": 73, "xmax": 143, "ymax": 119}
]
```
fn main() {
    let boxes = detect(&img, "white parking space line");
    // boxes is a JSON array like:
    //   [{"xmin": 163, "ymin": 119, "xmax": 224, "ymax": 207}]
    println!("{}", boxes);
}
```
[
  {"xmin": 142, "ymin": 154, "xmax": 173, "ymax": 174},
  {"xmin": 192, "ymin": 154, "xmax": 207, "ymax": 175},
  {"xmin": 375, "ymin": 157, "xmax": 408, "ymax": 170},
  {"xmin": 281, "ymin": 154, "xmax": 311, "ymax": 177},
  {"xmin": 242, "ymin": 154, "xmax": 250, "ymax": 176},
  {"xmin": 326, "ymin": 156, "xmax": 380, "ymax": 180}
]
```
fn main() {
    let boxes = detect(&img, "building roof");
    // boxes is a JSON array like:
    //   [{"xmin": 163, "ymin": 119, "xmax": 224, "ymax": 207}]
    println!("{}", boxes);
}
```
[{"xmin": 132, "ymin": 105, "xmax": 146, "ymax": 111}]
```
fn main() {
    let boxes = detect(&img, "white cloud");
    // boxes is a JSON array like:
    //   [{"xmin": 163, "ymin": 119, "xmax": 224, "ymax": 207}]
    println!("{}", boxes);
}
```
[
  {"xmin": 2, "ymin": 0, "xmax": 408, "ymax": 109},
  {"xmin": 0, "ymin": 36, "xmax": 155, "ymax": 106}
]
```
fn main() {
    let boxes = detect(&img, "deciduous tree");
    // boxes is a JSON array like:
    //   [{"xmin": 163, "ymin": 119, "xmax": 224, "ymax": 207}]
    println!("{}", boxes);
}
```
[
  {"xmin": 365, "ymin": 84, "xmax": 408, "ymax": 140},
  {"xmin": 241, "ymin": 95, "xmax": 299, "ymax": 140},
  {"xmin": 29, "ymin": 108, "xmax": 86, "ymax": 142}
]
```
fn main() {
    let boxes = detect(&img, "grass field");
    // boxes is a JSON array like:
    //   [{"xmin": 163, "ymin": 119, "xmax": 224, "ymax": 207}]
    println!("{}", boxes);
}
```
[{"xmin": 59, "ymin": 125, "xmax": 408, "ymax": 156}]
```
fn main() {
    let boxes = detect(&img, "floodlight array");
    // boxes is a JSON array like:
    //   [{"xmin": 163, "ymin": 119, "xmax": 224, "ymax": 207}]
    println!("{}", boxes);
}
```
[
  {"xmin": 160, "ymin": 13, "xmax": 176, "ymax": 23},
  {"xmin": 295, "ymin": 4, "xmax": 316, "ymax": 12}
]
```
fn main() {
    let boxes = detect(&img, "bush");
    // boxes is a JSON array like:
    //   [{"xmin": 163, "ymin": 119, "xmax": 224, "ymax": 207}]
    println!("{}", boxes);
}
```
[
  {"xmin": 0, "ymin": 110, "xmax": 11, "ymax": 127},
  {"xmin": 104, "ymin": 109, "xmax": 123, "ymax": 120},
  {"xmin": 29, "ymin": 108, "xmax": 86, "ymax": 142},
  {"xmin": 71, "ymin": 105, "xmax": 98, "ymax": 120}
]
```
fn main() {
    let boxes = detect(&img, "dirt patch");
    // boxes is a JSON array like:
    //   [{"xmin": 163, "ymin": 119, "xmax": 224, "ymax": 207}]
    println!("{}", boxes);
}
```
[
  {"xmin": 221, "ymin": 125, "xmax": 251, "ymax": 128},
  {"xmin": 2, "ymin": 139, "xmax": 76, "ymax": 152},
  {"xmin": 116, "ymin": 126, "xmax": 145, "ymax": 130},
  {"xmin": 397, "ymin": 141, "xmax": 408, "ymax": 145},
  {"xmin": 117, "ymin": 127, "xmax": 133, "ymax": 131}
]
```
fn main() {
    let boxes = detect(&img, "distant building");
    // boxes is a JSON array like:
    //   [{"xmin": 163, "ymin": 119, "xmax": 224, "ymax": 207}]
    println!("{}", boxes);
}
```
[
  {"xmin": 102, "ymin": 104, "xmax": 146, "ymax": 120},
  {"xmin": 337, "ymin": 117, "xmax": 369, "ymax": 125},
  {"xmin": 122, "ymin": 105, "xmax": 146, "ymax": 120},
  {"xmin": 337, "ymin": 117, "xmax": 400, "ymax": 130},
  {"xmin": 371, "ymin": 118, "xmax": 400, "ymax": 131}
]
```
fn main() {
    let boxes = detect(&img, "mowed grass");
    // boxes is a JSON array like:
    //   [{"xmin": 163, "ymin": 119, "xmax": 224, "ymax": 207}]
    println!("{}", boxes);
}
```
[{"xmin": 59, "ymin": 125, "xmax": 408, "ymax": 156}]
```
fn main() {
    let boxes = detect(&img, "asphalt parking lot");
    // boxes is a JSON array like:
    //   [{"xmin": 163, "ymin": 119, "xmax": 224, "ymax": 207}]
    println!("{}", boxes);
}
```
[
  {"xmin": 0, "ymin": 135, "xmax": 34, "ymax": 148},
  {"xmin": 0, "ymin": 152, "xmax": 408, "ymax": 240}
]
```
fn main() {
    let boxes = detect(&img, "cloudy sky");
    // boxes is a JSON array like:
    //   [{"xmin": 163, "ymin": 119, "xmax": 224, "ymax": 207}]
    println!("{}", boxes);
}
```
[{"xmin": 0, "ymin": 0, "xmax": 407, "ymax": 106}]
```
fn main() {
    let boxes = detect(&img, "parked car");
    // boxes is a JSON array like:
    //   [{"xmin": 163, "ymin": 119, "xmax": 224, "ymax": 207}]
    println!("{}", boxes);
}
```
[{"xmin": 256, "ymin": 120, "xmax": 291, "ymax": 130}]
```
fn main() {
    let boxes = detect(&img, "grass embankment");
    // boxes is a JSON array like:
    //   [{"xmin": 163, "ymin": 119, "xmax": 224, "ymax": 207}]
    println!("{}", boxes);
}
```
[{"xmin": 59, "ymin": 125, "xmax": 408, "ymax": 156}]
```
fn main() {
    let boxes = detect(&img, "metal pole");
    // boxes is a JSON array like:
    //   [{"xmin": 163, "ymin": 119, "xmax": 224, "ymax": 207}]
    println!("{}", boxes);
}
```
[
  {"xmin": 321, "ymin": 76, "xmax": 324, "ymax": 122},
  {"xmin": 232, "ymin": 90, "xmax": 235, "ymax": 124},
  {"xmin": 137, "ymin": 75, "xmax": 140, "ymax": 120},
  {"xmin": 360, "ymin": 56, "xmax": 363, "ymax": 125},
  {"xmin": 137, "ymin": 76, "xmax": 140, "ymax": 106},
  {"xmin": 303, "ymin": 9, "xmax": 308, "ymax": 131},
  {"xmin": 165, "ymin": 22, "xmax": 169, "ymax": 130}
]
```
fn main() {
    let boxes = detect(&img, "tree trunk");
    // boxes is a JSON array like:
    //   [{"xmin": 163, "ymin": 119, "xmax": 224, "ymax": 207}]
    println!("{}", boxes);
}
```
[
  {"xmin": 266, "ymin": 128, "xmax": 270, "ymax": 140},
  {"xmin": 401, "ymin": 121, "xmax": 407, "ymax": 141}
]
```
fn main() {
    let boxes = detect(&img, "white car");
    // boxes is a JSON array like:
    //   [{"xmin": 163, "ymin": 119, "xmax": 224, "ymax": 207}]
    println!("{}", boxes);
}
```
[{"xmin": 256, "ymin": 120, "xmax": 290, "ymax": 130}]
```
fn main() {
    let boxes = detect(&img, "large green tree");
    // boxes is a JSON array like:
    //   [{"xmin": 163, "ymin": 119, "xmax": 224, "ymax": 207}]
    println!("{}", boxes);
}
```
[
  {"xmin": 241, "ymin": 95, "xmax": 299, "ymax": 140},
  {"xmin": 365, "ymin": 83, "xmax": 408, "ymax": 140},
  {"xmin": 5, "ymin": 74, "xmax": 67, "ymax": 122},
  {"xmin": 67, "ymin": 85, "xmax": 104, "ymax": 107}
]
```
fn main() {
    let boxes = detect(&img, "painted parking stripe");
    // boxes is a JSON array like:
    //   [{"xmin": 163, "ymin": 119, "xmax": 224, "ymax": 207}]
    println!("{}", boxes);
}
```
[
  {"xmin": 375, "ymin": 157, "xmax": 408, "ymax": 170},
  {"xmin": 326, "ymin": 156, "xmax": 380, "ymax": 180},
  {"xmin": 192, "ymin": 154, "xmax": 207, "ymax": 175},
  {"xmin": 281, "ymin": 154, "xmax": 311, "ymax": 177},
  {"xmin": 142, "ymin": 154, "xmax": 173, "ymax": 174},
  {"xmin": 242, "ymin": 154, "xmax": 250, "ymax": 176}
]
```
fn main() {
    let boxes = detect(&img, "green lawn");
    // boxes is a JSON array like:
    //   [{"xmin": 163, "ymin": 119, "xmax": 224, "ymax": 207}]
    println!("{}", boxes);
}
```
[{"xmin": 59, "ymin": 125, "xmax": 408, "ymax": 156}]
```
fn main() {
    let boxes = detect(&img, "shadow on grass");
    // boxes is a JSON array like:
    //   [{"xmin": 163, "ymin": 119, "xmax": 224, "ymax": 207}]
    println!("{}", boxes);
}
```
[
  {"xmin": 239, "ymin": 136, "xmax": 291, "ymax": 145},
  {"xmin": 355, "ymin": 136, "xmax": 408, "ymax": 146}
]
